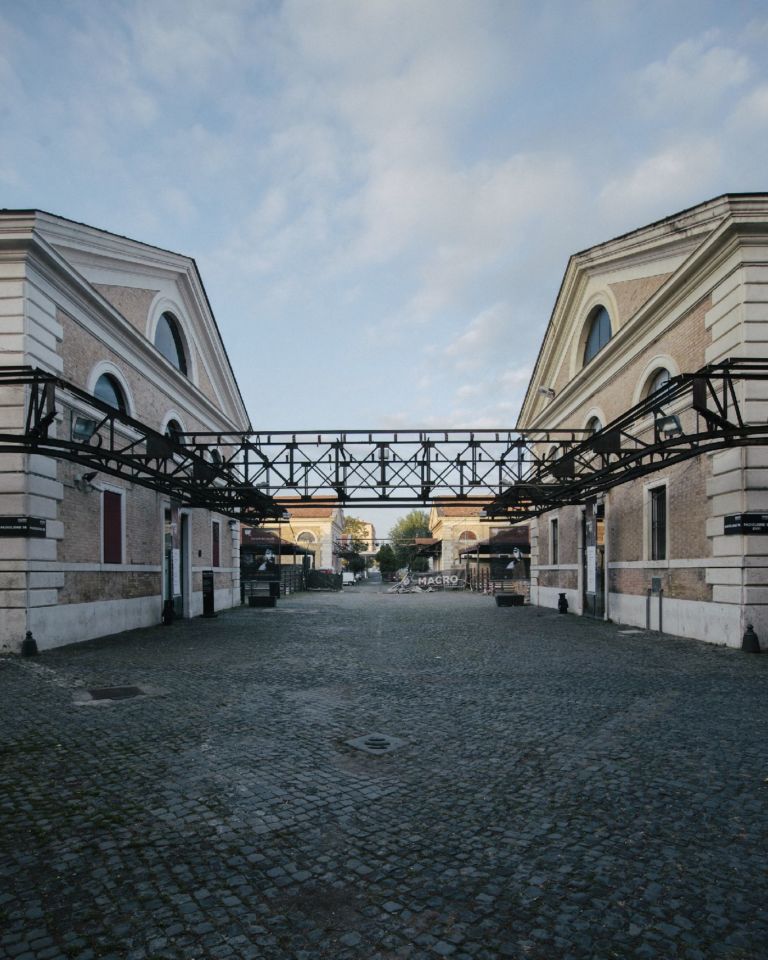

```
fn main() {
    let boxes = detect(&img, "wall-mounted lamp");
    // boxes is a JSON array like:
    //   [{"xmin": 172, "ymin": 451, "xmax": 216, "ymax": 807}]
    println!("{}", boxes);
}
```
[
  {"xmin": 228, "ymin": 519, "xmax": 238, "ymax": 529},
  {"xmin": 75, "ymin": 471, "xmax": 98, "ymax": 492},
  {"xmin": 655, "ymin": 413, "xmax": 683, "ymax": 439},
  {"xmin": 538, "ymin": 387, "xmax": 556, "ymax": 400},
  {"xmin": 71, "ymin": 416, "xmax": 98, "ymax": 443}
]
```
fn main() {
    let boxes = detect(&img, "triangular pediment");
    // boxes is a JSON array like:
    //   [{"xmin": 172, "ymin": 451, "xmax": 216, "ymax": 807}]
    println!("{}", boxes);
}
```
[
  {"xmin": 518, "ymin": 195, "xmax": 746, "ymax": 427},
  {"xmin": 31, "ymin": 212, "xmax": 249, "ymax": 430}
]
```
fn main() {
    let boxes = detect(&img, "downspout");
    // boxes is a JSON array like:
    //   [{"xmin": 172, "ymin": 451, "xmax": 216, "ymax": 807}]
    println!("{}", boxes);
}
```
[{"xmin": 604, "ymin": 494, "xmax": 610, "ymax": 622}]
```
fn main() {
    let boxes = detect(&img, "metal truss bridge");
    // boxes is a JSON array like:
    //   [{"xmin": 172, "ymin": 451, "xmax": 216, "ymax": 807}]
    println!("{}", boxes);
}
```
[{"xmin": 2, "ymin": 358, "xmax": 768, "ymax": 524}]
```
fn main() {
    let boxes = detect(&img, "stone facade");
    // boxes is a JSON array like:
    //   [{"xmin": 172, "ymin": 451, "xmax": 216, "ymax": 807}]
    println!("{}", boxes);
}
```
[
  {"xmin": 428, "ymin": 504, "xmax": 490, "ymax": 567},
  {"xmin": 519, "ymin": 194, "xmax": 768, "ymax": 648},
  {"xmin": 0, "ymin": 211, "xmax": 249, "ymax": 652},
  {"xmin": 262, "ymin": 504, "xmax": 345, "ymax": 572}
]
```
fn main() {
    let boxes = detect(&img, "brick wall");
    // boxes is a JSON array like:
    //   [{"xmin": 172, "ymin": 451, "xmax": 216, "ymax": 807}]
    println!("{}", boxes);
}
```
[
  {"xmin": 59, "ymin": 309, "xmax": 213, "ymax": 434},
  {"xmin": 608, "ymin": 274, "xmax": 671, "ymax": 326},
  {"xmin": 60, "ymin": 571, "xmax": 159, "ymax": 604},
  {"xmin": 532, "ymin": 297, "xmax": 715, "ymax": 608},
  {"xmin": 93, "ymin": 285, "xmax": 158, "ymax": 335}
]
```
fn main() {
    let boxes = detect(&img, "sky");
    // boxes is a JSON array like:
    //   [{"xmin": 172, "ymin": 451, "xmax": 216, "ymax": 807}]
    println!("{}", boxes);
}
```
[{"xmin": 2, "ymin": 0, "xmax": 768, "ymax": 536}]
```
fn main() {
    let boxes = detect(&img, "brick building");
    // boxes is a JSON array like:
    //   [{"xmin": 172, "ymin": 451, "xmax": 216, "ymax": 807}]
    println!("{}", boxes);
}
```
[
  {"xmin": 428, "ymin": 503, "xmax": 491, "ymax": 568},
  {"xmin": 0, "ymin": 211, "xmax": 249, "ymax": 651},
  {"xmin": 519, "ymin": 194, "xmax": 768, "ymax": 647},
  {"xmin": 262, "ymin": 503, "xmax": 345, "ymax": 572}
]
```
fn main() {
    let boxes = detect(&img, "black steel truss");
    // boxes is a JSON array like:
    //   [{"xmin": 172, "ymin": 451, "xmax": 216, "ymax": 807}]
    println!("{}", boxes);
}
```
[
  {"xmin": 2, "ymin": 358, "xmax": 768, "ymax": 522},
  {"xmin": 484, "ymin": 357, "xmax": 768, "ymax": 520},
  {"xmin": 0, "ymin": 366, "xmax": 285, "ymax": 522}
]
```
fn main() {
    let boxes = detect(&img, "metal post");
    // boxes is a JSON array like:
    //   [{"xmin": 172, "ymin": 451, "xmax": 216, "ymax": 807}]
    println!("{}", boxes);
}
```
[
  {"xmin": 646, "ymin": 589, "xmax": 651, "ymax": 630},
  {"xmin": 658, "ymin": 588, "xmax": 663, "ymax": 634}
]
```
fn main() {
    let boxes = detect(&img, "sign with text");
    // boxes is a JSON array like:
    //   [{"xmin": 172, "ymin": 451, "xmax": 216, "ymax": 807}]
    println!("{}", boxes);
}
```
[
  {"xmin": 172, "ymin": 548, "xmax": 181, "ymax": 595},
  {"xmin": 0, "ymin": 517, "xmax": 47, "ymax": 538},
  {"xmin": 586, "ymin": 545, "xmax": 597, "ymax": 594},
  {"xmin": 408, "ymin": 569, "xmax": 466, "ymax": 590},
  {"xmin": 724, "ymin": 513, "xmax": 768, "ymax": 535}
]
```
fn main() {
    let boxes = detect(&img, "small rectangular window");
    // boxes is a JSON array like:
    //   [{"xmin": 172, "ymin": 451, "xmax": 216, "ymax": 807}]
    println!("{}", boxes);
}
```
[
  {"xmin": 103, "ymin": 490, "xmax": 122, "ymax": 564},
  {"xmin": 550, "ymin": 518, "xmax": 559, "ymax": 565},
  {"xmin": 650, "ymin": 487, "xmax": 667, "ymax": 560},
  {"xmin": 212, "ymin": 521, "xmax": 220, "ymax": 568}
]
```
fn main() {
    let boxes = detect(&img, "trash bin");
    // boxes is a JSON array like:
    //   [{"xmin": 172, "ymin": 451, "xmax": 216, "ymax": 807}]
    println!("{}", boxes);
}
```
[
  {"xmin": 202, "ymin": 570, "xmax": 216, "ymax": 618},
  {"xmin": 496, "ymin": 594, "xmax": 524, "ymax": 606}
]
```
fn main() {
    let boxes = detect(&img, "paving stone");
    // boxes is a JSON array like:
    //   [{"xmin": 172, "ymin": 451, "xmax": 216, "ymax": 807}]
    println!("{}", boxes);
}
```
[
  {"xmin": 1, "ymin": 589, "xmax": 767, "ymax": 958},
  {"xmin": 434, "ymin": 941, "xmax": 457, "ymax": 956}
]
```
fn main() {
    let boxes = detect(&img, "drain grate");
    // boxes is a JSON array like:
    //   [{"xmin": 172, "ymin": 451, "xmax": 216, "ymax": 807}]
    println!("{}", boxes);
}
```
[
  {"xmin": 88, "ymin": 686, "xmax": 143, "ymax": 701},
  {"xmin": 346, "ymin": 732, "xmax": 405, "ymax": 755}
]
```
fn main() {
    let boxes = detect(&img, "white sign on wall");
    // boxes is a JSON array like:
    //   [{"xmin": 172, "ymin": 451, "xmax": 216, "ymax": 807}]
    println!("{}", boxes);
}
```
[
  {"xmin": 586, "ymin": 545, "xmax": 596, "ymax": 594},
  {"xmin": 172, "ymin": 548, "xmax": 181, "ymax": 595}
]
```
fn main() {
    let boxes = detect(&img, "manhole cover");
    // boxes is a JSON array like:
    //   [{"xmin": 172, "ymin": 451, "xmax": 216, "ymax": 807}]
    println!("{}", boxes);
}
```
[
  {"xmin": 346, "ymin": 732, "xmax": 405, "ymax": 754},
  {"xmin": 87, "ymin": 686, "xmax": 143, "ymax": 701}
]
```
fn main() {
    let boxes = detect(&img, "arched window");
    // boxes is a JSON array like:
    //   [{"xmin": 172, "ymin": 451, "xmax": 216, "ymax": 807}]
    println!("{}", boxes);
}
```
[
  {"xmin": 646, "ymin": 367, "xmax": 672, "ymax": 399},
  {"xmin": 583, "ymin": 306, "xmax": 612, "ymax": 365},
  {"xmin": 297, "ymin": 532, "xmax": 316, "ymax": 547},
  {"xmin": 165, "ymin": 419, "xmax": 184, "ymax": 445},
  {"xmin": 154, "ymin": 312, "xmax": 188, "ymax": 374},
  {"xmin": 94, "ymin": 373, "xmax": 127, "ymax": 414},
  {"xmin": 586, "ymin": 416, "xmax": 603, "ymax": 436},
  {"xmin": 458, "ymin": 531, "xmax": 477, "ymax": 543}
]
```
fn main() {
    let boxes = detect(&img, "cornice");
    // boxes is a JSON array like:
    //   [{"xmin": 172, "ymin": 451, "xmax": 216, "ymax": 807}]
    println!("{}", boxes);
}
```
[{"xmin": 33, "ymin": 211, "xmax": 190, "ymax": 273}]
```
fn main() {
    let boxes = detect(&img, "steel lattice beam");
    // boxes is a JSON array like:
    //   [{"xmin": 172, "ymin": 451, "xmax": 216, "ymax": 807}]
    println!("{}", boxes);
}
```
[
  {"xmin": 484, "ymin": 357, "xmax": 768, "ymax": 520},
  {"xmin": 2, "ymin": 359, "xmax": 768, "ymax": 522}
]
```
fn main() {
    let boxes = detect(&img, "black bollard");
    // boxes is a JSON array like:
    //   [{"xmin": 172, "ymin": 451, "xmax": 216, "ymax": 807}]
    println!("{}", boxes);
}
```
[
  {"xmin": 558, "ymin": 592, "xmax": 569, "ymax": 614},
  {"xmin": 20, "ymin": 630, "xmax": 38, "ymax": 657},
  {"xmin": 742, "ymin": 624, "xmax": 761, "ymax": 653}
]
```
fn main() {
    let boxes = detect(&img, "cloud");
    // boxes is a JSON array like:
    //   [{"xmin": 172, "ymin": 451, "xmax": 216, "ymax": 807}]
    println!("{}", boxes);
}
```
[
  {"xmin": 598, "ymin": 140, "xmax": 722, "ymax": 220},
  {"xmin": 128, "ymin": 0, "xmax": 254, "ymax": 89},
  {"xmin": 635, "ymin": 31, "xmax": 752, "ymax": 118},
  {"xmin": 731, "ymin": 83, "xmax": 768, "ymax": 128},
  {"xmin": 443, "ymin": 304, "xmax": 511, "ymax": 367},
  {"xmin": 353, "ymin": 152, "xmax": 579, "ymax": 327},
  {"xmin": 445, "ymin": 363, "xmax": 532, "ymax": 427},
  {"xmin": 357, "ymin": 154, "xmax": 571, "ymax": 263}
]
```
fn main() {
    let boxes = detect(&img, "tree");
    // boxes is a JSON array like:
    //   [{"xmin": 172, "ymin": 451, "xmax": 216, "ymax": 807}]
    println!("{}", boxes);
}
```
[
  {"xmin": 375, "ymin": 543, "xmax": 398, "ymax": 576},
  {"xmin": 342, "ymin": 515, "xmax": 369, "ymax": 553},
  {"xmin": 347, "ymin": 553, "xmax": 367, "ymax": 574},
  {"xmin": 389, "ymin": 509, "xmax": 431, "ymax": 572}
]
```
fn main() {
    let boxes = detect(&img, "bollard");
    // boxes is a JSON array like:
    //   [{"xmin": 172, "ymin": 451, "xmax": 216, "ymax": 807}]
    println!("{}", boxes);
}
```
[
  {"xmin": 201, "ymin": 570, "xmax": 216, "ymax": 618},
  {"xmin": 558, "ymin": 592, "xmax": 569, "ymax": 614},
  {"xmin": 20, "ymin": 630, "xmax": 38, "ymax": 657},
  {"xmin": 742, "ymin": 624, "xmax": 761, "ymax": 653}
]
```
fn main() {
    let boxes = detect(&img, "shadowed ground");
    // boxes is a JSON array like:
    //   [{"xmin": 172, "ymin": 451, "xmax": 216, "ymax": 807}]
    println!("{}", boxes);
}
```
[{"xmin": 1, "ymin": 584, "xmax": 767, "ymax": 959}]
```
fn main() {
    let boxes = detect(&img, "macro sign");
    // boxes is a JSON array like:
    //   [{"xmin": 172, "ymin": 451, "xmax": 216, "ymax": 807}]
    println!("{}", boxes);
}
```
[{"xmin": 408, "ymin": 569, "xmax": 466, "ymax": 590}]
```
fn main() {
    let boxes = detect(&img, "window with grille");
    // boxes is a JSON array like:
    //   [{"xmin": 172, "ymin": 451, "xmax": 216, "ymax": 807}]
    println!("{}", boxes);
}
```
[
  {"xmin": 94, "ymin": 373, "xmax": 127, "ymax": 414},
  {"xmin": 155, "ymin": 312, "xmax": 188, "ymax": 374},
  {"xmin": 550, "ymin": 518, "xmax": 559, "ymax": 564},
  {"xmin": 103, "ymin": 490, "xmax": 122, "ymax": 564},
  {"xmin": 212, "ymin": 521, "xmax": 220, "ymax": 567},
  {"xmin": 583, "ymin": 306, "xmax": 611, "ymax": 364},
  {"xmin": 650, "ymin": 486, "xmax": 667, "ymax": 560}
]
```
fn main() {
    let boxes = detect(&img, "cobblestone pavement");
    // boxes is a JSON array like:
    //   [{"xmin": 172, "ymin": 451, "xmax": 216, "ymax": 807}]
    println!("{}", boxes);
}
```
[{"xmin": 2, "ymin": 585, "xmax": 767, "ymax": 960}]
